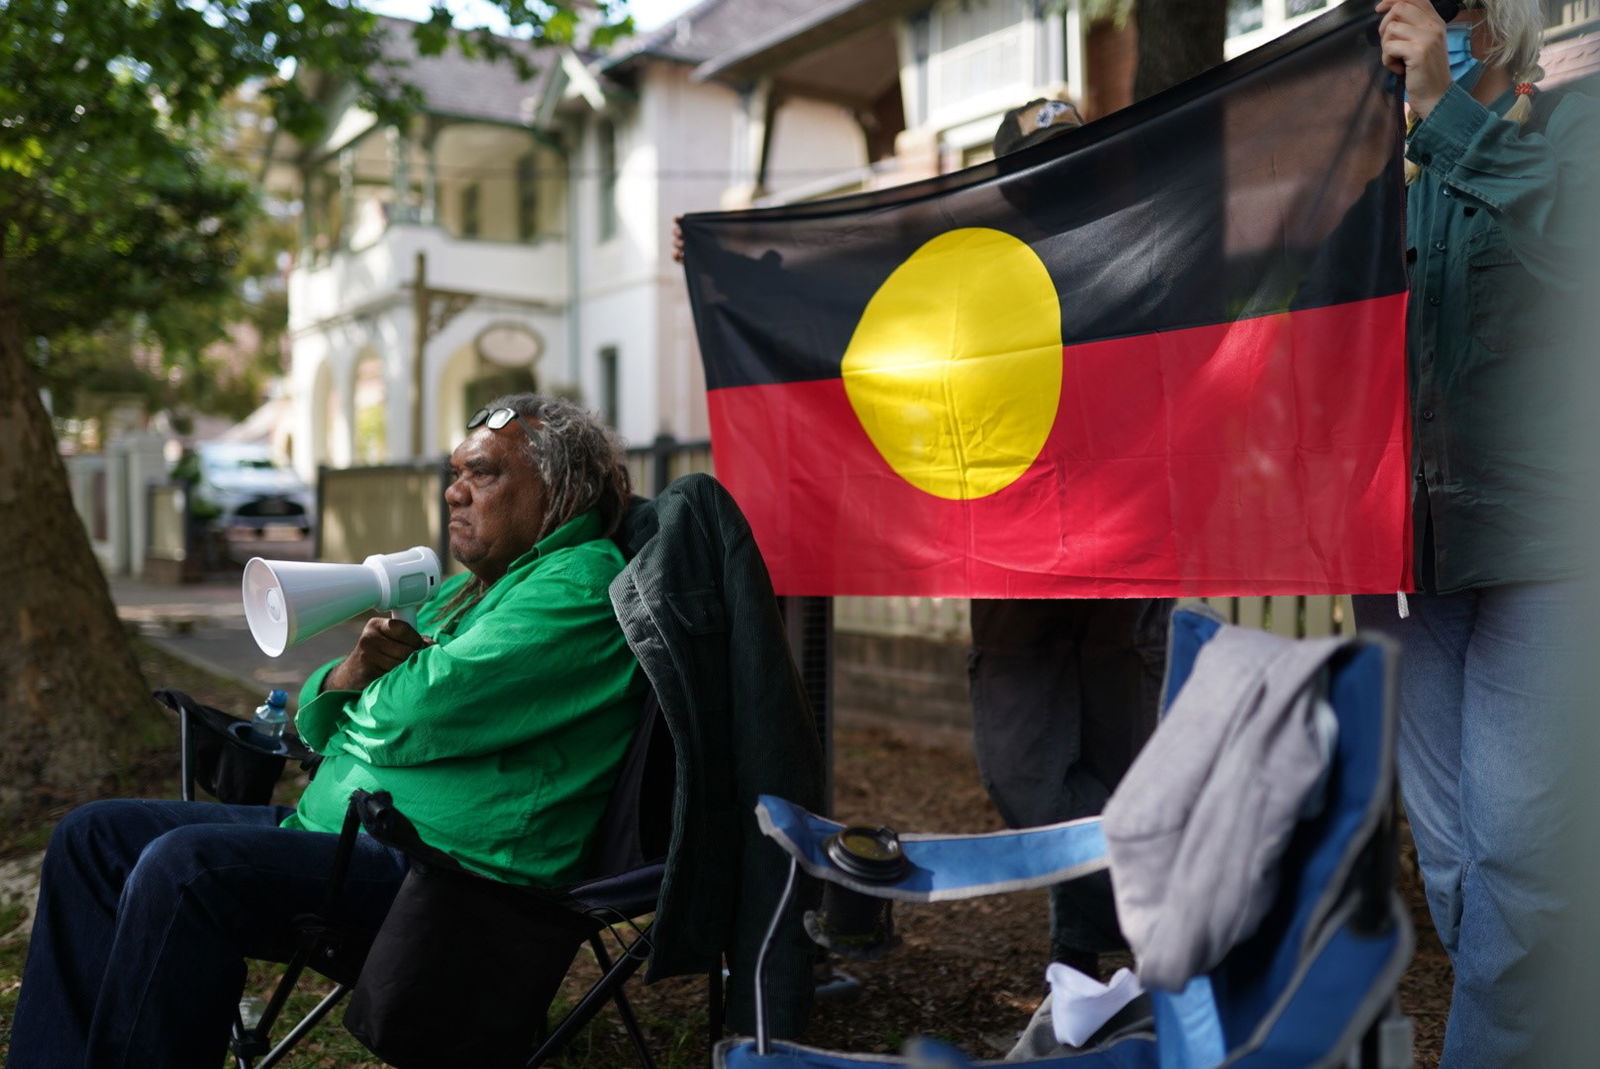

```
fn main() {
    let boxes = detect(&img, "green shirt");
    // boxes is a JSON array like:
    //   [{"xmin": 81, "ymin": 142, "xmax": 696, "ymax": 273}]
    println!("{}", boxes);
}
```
[
  {"xmin": 283, "ymin": 512, "xmax": 642, "ymax": 886},
  {"xmin": 1403, "ymin": 78, "xmax": 1599, "ymax": 592}
]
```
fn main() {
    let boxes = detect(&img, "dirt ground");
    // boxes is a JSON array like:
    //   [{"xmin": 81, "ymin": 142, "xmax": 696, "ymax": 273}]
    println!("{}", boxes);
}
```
[
  {"xmin": 1, "ymin": 643, "xmax": 1451, "ymax": 1067},
  {"xmin": 804, "ymin": 719, "xmax": 1447, "ymax": 1064},
  {"xmin": 568, "ymin": 716, "xmax": 1452, "ymax": 1066}
]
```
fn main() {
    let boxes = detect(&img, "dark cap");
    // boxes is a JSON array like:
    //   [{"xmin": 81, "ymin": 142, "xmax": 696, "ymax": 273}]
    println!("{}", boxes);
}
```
[{"xmin": 992, "ymin": 97, "xmax": 1085, "ymax": 157}]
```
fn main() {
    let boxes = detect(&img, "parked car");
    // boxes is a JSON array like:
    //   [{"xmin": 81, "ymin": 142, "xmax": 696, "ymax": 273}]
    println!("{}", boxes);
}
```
[{"xmin": 193, "ymin": 442, "xmax": 315, "ymax": 535}]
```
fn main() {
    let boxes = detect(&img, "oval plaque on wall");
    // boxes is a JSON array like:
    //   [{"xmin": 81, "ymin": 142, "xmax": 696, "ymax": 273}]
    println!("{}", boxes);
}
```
[{"xmin": 475, "ymin": 323, "xmax": 543, "ymax": 368}]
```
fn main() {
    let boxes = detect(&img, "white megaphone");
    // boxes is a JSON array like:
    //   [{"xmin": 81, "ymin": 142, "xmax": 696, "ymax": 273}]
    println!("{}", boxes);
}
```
[{"xmin": 242, "ymin": 546, "xmax": 442, "ymax": 657}]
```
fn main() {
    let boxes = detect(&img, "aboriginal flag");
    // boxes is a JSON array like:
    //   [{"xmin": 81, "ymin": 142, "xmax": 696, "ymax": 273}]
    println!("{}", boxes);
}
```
[{"xmin": 682, "ymin": 2, "xmax": 1411, "ymax": 598}]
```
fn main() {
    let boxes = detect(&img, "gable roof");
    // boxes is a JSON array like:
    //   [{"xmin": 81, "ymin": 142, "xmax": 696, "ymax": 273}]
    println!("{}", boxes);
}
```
[
  {"xmin": 601, "ymin": 0, "xmax": 822, "ymax": 71},
  {"xmin": 695, "ymin": 0, "xmax": 924, "ymax": 85},
  {"xmin": 370, "ymin": 15, "xmax": 558, "ymax": 127}
]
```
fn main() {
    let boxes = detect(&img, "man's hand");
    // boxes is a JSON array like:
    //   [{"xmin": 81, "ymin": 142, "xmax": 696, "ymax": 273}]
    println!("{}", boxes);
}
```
[
  {"xmin": 671, "ymin": 216, "xmax": 685, "ymax": 264},
  {"xmin": 1377, "ymin": 0, "xmax": 1452, "ymax": 120},
  {"xmin": 322, "ymin": 617, "xmax": 429, "ymax": 692}
]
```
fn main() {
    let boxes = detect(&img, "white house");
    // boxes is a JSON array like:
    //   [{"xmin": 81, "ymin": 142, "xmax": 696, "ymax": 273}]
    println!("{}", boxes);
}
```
[
  {"xmin": 269, "ymin": 3, "xmax": 865, "ymax": 481},
  {"xmin": 696, "ymin": 0, "xmax": 1599, "ymax": 209},
  {"xmin": 550, "ymin": 0, "xmax": 866, "ymax": 448},
  {"xmin": 270, "ymin": 22, "xmax": 562, "ymax": 475},
  {"xmin": 695, "ymin": 0, "xmax": 1110, "ymax": 202},
  {"xmin": 270, "ymin": 1, "xmax": 1596, "ymax": 483}
]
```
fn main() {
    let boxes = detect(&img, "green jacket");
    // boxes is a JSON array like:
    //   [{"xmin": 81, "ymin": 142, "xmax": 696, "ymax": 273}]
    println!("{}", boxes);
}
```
[
  {"xmin": 1404, "ymin": 77, "xmax": 1599, "ymax": 593},
  {"xmin": 284, "ymin": 512, "xmax": 642, "ymax": 886}
]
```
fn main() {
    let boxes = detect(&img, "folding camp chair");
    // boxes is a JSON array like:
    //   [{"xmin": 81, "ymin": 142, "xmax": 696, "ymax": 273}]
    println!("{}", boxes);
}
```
[
  {"xmin": 182, "ymin": 687, "xmax": 709, "ymax": 1069},
  {"xmin": 718, "ymin": 608, "xmax": 1414, "ymax": 1068},
  {"xmin": 333, "ymin": 687, "xmax": 715, "ymax": 1069},
  {"xmin": 165, "ymin": 687, "xmax": 320, "ymax": 810},
  {"xmin": 161, "ymin": 687, "xmax": 340, "ymax": 1069}
]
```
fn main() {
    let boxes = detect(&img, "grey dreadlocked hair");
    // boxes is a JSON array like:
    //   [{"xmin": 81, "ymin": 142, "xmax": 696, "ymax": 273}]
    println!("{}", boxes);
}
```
[
  {"xmin": 438, "ymin": 393, "xmax": 630, "ymax": 621},
  {"xmin": 488, "ymin": 392, "xmax": 632, "ymax": 540}
]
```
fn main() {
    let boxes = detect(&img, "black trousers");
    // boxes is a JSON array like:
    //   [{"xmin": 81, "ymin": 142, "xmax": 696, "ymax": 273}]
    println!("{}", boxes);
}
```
[{"xmin": 968, "ymin": 597, "xmax": 1173, "ymax": 957}]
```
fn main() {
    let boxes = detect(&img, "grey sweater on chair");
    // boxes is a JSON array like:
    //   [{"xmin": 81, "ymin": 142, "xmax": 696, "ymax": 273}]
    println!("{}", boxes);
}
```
[{"xmin": 1102, "ymin": 622, "xmax": 1345, "ymax": 991}]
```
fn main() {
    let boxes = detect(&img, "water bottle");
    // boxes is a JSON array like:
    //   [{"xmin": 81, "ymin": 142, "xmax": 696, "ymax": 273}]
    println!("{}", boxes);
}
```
[
  {"xmin": 250, "ymin": 689, "xmax": 289, "ymax": 746},
  {"xmin": 238, "ymin": 994, "xmax": 266, "ymax": 1031}
]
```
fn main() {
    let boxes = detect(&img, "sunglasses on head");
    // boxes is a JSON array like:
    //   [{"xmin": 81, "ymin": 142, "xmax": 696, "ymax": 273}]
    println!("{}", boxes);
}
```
[{"xmin": 466, "ymin": 406, "xmax": 535, "ymax": 437}]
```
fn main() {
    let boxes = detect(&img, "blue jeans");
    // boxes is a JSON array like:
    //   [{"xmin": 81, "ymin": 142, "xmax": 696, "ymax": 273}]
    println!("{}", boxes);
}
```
[
  {"xmin": 1354, "ymin": 584, "xmax": 1577, "ymax": 1068},
  {"xmin": 7, "ymin": 799, "xmax": 409, "ymax": 1069}
]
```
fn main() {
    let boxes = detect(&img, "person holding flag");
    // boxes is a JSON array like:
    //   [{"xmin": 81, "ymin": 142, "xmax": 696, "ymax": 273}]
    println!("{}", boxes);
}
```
[
  {"xmin": 1358, "ymin": 1, "xmax": 1597, "ymax": 1064},
  {"xmin": 966, "ymin": 97, "xmax": 1174, "ymax": 986}
]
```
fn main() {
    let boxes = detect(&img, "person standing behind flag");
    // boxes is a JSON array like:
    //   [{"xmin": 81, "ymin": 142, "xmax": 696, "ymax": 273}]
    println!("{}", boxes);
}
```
[
  {"xmin": 1358, "ymin": 2, "xmax": 1598, "ymax": 1065},
  {"xmin": 669, "ymin": 100, "xmax": 1174, "ymax": 985},
  {"xmin": 968, "ymin": 98, "xmax": 1175, "ymax": 985}
]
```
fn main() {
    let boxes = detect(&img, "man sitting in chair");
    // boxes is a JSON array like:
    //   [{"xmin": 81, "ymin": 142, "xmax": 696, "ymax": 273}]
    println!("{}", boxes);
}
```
[{"xmin": 8, "ymin": 394, "xmax": 644, "ymax": 1069}]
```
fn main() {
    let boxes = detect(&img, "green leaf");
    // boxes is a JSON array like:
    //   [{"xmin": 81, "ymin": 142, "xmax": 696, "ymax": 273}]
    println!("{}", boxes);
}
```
[{"xmin": 0, "ymin": 136, "xmax": 45, "ymax": 177}]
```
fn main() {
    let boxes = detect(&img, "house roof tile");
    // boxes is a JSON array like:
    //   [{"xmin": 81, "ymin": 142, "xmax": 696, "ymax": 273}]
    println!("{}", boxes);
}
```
[
  {"xmin": 372, "ymin": 15, "xmax": 557, "ymax": 126},
  {"xmin": 606, "ymin": 0, "xmax": 825, "ymax": 69}
]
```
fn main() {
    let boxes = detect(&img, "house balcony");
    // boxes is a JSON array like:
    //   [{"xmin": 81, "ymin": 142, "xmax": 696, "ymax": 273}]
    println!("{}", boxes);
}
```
[{"xmin": 288, "ymin": 222, "xmax": 568, "ymax": 334}]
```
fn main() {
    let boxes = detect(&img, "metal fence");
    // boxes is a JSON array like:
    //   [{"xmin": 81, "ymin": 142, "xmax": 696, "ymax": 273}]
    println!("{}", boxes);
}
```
[
  {"xmin": 315, "ymin": 437, "xmax": 1358, "ymax": 641},
  {"xmin": 313, "ymin": 439, "xmax": 717, "ymax": 569},
  {"xmin": 626, "ymin": 434, "xmax": 714, "ymax": 497},
  {"xmin": 1192, "ymin": 593, "xmax": 1354, "ymax": 637},
  {"xmin": 834, "ymin": 596, "xmax": 973, "ymax": 640}
]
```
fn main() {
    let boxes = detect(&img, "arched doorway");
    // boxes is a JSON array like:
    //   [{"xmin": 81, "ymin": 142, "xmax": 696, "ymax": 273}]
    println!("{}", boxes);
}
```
[{"xmin": 433, "ymin": 322, "xmax": 544, "ymax": 453}]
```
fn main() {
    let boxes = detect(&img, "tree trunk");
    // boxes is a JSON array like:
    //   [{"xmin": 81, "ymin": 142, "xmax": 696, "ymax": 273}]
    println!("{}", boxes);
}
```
[
  {"xmin": 1132, "ymin": 0, "xmax": 1229, "ymax": 100},
  {"xmin": 0, "ymin": 298, "xmax": 160, "ymax": 826}
]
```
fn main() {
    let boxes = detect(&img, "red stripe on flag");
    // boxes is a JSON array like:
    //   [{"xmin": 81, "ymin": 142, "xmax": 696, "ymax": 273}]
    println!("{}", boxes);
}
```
[{"xmin": 707, "ymin": 295, "xmax": 1412, "ymax": 598}]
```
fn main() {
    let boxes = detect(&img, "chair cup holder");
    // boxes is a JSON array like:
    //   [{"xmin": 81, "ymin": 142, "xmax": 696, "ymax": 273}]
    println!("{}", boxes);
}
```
[
  {"xmin": 805, "ymin": 887, "xmax": 901, "ymax": 961},
  {"xmin": 226, "ymin": 720, "xmax": 293, "ymax": 757},
  {"xmin": 804, "ymin": 825, "xmax": 910, "ymax": 961}
]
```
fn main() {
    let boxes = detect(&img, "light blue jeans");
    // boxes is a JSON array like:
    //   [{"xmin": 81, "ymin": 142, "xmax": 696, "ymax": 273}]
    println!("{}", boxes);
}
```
[{"xmin": 1354, "ymin": 583, "xmax": 1577, "ymax": 1068}]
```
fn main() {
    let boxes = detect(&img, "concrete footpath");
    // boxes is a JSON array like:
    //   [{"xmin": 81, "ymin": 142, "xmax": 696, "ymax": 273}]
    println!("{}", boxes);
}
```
[
  {"xmin": 112, "ymin": 568, "xmax": 365, "ymax": 706},
  {"xmin": 1, "ymin": 547, "xmax": 370, "ymax": 933},
  {"xmin": 5, "ymin": 571, "xmax": 349, "ymax": 932}
]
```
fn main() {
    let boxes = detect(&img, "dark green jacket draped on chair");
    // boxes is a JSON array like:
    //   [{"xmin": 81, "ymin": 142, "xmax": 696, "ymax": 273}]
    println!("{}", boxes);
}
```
[{"xmin": 610, "ymin": 473, "xmax": 826, "ymax": 1039}]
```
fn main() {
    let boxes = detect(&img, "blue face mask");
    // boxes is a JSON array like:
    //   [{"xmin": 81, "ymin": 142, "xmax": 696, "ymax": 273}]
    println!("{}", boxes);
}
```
[{"xmin": 1445, "ymin": 23, "xmax": 1482, "ymax": 83}]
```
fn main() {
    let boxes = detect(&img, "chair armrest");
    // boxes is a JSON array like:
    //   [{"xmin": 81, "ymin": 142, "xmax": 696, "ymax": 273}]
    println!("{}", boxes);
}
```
[
  {"xmin": 755, "ymin": 795, "xmax": 1110, "ymax": 903},
  {"xmin": 346, "ymin": 789, "xmax": 463, "ymax": 873}
]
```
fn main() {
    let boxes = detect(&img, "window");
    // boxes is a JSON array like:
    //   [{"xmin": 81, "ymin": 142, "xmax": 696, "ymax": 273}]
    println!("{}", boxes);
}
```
[
  {"xmin": 1550, "ymin": 0, "xmax": 1599, "ymax": 31},
  {"xmin": 1226, "ymin": 0, "xmax": 1334, "ymax": 58},
  {"xmin": 354, "ymin": 356, "xmax": 387, "ymax": 464},
  {"xmin": 320, "ymin": 171, "xmax": 346, "ymax": 251},
  {"xmin": 1227, "ymin": 0, "xmax": 1264, "ymax": 38},
  {"xmin": 599, "ymin": 346, "xmax": 620, "ymax": 429},
  {"xmin": 926, "ymin": 0, "xmax": 1033, "ymax": 126},
  {"xmin": 517, "ymin": 154, "xmax": 539, "ymax": 242},
  {"xmin": 460, "ymin": 183, "xmax": 481, "ymax": 239},
  {"xmin": 597, "ymin": 120, "xmax": 618, "ymax": 243}
]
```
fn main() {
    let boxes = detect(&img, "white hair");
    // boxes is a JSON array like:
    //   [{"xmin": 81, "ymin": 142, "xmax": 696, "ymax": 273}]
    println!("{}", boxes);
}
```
[{"xmin": 1472, "ymin": 0, "xmax": 1546, "ymax": 82}]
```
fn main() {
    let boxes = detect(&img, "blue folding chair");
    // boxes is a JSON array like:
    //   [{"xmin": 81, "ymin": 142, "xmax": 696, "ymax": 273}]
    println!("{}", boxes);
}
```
[{"xmin": 719, "ymin": 608, "xmax": 1413, "ymax": 1068}]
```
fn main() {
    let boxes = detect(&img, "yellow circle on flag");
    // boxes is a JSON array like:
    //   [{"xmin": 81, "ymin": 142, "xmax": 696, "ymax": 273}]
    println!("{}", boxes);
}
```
[{"xmin": 842, "ymin": 228, "xmax": 1063, "ymax": 500}]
